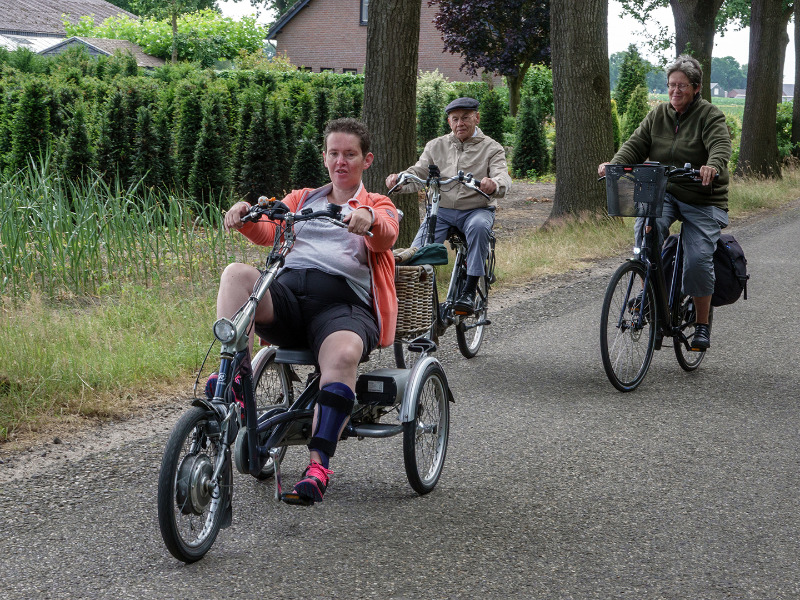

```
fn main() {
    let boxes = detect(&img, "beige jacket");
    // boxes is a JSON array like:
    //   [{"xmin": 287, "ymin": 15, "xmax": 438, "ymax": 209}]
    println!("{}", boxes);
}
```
[{"xmin": 402, "ymin": 127, "xmax": 511, "ymax": 210}]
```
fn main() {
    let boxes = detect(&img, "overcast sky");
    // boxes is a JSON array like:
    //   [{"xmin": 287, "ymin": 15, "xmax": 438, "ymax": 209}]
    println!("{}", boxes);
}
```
[{"xmin": 218, "ymin": 0, "xmax": 796, "ymax": 85}]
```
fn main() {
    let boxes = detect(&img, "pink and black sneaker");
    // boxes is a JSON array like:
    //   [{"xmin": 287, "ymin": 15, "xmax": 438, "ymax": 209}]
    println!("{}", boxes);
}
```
[
  {"xmin": 282, "ymin": 461, "xmax": 333, "ymax": 506},
  {"xmin": 205, "ymin": 372, "xmax": 245, "ymax": 422}
]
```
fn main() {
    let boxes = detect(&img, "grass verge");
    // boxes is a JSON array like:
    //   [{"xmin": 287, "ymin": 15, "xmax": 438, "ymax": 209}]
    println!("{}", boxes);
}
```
[{"xmin": 0, "ymin": 167, "xmax": 798, "ymax": 444}]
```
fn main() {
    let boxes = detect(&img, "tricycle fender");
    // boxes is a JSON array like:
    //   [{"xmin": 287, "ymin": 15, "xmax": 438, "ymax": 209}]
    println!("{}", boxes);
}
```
[{"xmin": 398, "ymin": 355, "xmax": 454, "ymax": 423}]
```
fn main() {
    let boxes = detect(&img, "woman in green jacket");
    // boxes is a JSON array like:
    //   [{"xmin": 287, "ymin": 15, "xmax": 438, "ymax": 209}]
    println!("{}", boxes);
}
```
[{"xmin": 598, "ymin": 54, "xmax": 732, "ymax": 349}]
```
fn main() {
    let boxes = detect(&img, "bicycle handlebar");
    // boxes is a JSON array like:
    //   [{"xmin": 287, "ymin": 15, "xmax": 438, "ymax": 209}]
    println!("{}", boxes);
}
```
[
  {"xmin": 598, "ymin": 162, "xmax": 718, "ymax": 182},
  {"xmin": 389, "ymin": 169, "xmax": 492, "ymax": 201},
  {"xmin": 242, "ymin": 197, "xmax": 373, "ymax": 236}
]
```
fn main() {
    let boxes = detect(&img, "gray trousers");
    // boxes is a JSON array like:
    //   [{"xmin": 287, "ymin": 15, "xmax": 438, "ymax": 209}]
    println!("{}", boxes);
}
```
[
  {"xmin": 412, "ymin": 207, "xmax": 494, "ymax": 277},
  {"xmin": 634, "ymin": 194, "xmax": 729, "ymax": 297}
]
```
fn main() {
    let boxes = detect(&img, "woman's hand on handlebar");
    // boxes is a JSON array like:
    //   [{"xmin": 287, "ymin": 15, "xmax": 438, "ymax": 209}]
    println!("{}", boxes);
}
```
[
  {"xmin": 598, "ymin": 162, "xmax": 611, "ymax": 177},
  {"xmin": 343, "ymin": 206, "xmax": 374, "ymax": 236},
  {"xmin": 698, "ymin": 165, "xmax": 718, "ymax": 186},
  {"xmin": 224, "ymin": 201, "xmax": 251, "ymax": 231}
]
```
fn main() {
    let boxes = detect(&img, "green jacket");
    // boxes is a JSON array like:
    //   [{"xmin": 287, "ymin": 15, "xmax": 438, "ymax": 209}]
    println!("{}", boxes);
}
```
[{"xmin": 611, "ymin": 96, "xmax": 732, "ymax": 208}]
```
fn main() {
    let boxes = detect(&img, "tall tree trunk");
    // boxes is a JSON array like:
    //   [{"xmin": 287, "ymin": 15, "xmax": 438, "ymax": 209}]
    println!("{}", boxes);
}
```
[
  {"xmin": 669, "ymin": 0, "xmax": 724, "ymax": 102},
  {"xmin": 550, "ymin": 0, "xmax": 614, "ymax": 220},
  {"xmin": 362, "ymin": 0, "xmax": 422, "ymax": 247},
  {"xmin": 736, "ymin": 0, "xmax": 784, "ymax": 178},
  {"xmin": 792, "ymin": 0, "xmax": 800, "ymax": 158},
  {"xmin": 505, "ymin": 63, "xmax": 530, "ymax": 117},
  {"xmin": 171, "ymin": 11, "xmax": 178, "ymax": 63}
]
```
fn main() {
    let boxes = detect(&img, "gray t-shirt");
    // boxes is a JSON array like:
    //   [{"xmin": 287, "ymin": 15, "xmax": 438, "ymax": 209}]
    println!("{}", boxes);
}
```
[{"xmin": 282, "ymin": 191, "xmax": 372, "ymax": 304}]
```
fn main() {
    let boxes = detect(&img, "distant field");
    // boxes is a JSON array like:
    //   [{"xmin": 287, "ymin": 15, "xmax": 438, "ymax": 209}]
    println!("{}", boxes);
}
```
[{"xmin": 650, "ymin": 93, "xmax": 744, "ymax": 121}]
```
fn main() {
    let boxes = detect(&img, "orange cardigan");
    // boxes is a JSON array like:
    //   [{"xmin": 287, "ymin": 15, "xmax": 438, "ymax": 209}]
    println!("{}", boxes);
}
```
[{"xmin": 238, "ymin": 184, "xmax": 400, "ymax": 347}]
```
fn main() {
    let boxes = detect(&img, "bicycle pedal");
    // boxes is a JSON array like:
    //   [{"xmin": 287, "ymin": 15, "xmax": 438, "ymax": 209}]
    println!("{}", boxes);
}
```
[{"xmin": 281, "ymin": 491, "xmax": 314, "ymax": 506}]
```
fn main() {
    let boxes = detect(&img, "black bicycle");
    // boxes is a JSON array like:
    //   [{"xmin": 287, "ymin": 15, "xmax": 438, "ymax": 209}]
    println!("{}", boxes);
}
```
[
  {"xmin": 157, "ymin": 198, "xmax": 453, "ymax": 563},
  {"xmin": 599, "ymin": 162, "xmax": 714, "ymax": 392},
  {"xmin": 388, "ymin": 166, "xmax": 496, "ymax": 368}
]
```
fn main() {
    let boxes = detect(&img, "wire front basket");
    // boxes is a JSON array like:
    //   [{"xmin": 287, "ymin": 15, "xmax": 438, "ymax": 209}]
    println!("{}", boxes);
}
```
[{"xmin": 605, "ymin": 164, "xmax": 669, "ymax": 217}]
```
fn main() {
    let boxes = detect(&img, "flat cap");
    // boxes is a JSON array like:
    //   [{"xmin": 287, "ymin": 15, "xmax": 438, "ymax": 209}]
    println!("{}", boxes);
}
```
[{"xmin": 444, "ymin": 97, "xmax": 479, "ymax": 114}]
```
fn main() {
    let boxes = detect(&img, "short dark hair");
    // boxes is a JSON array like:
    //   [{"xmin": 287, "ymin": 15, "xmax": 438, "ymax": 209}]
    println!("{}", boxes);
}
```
[
  {"xmin": 323, "ymin": 118, "xmax": 371, "ymax": 155},
  {"xmin": 667, "ymin": 54, "xmax": 702, "ymax": 88}
]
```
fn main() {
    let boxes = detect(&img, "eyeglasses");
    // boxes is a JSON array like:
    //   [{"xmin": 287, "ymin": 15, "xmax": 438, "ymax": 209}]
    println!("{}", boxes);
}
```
[{"xmin": 667, "ymin": 83, "xmax": 693, "ymax": 91}]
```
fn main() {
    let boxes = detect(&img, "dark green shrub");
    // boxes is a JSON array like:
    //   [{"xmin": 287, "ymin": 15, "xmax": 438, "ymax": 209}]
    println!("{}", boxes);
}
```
[
  {"xmin": 189, "ymin": 94, "xmax": 231, "ymax": 206},
  {"xmin": 610, "ymin": 99, "xmax": 621, "ymax": 151},
  {"xmin": 173, "ymin": 84, "xmax": 204, "ymax": 186},
  {"xmin": 291, "ymin": 123, "xmax": 326, "ymax": 190},
  {"xmin": 417, "ymin": 91, "xmax": 442, "ymax": 152},
  {"xmin": 512, "ymin": 95, "xmax": 548, "ymax": 178},
  {"xmin": 59, "ymin": 102, "xmax": 93, "ymax": 183},
  {"xmin": 94, "ymin": 88, "xmax": 130, "ymax": 183},
  {"xmin": 6, "ymin": 78, "xmax": 51, "ymax": 175},
  {"xmin": 479, "ymin": 88, "xmax": 505, "ymax": 145},
  {"xmin": 614, "ymin": 44, "xmax": 647, "ymax": 118},
  {"xmin": 312, "ymin": 87, "xmax": 330, "ymax": 146},
  {"xmin": 237, "ymin": 102, "xmax": 277, "ymax": 202},
  {"xmin": 130, "ymin": 106, "xmax": 162, "ymax": 189},
  {"xmin": 621, "ymin": 84, "xmax": 650, "ymax": 140}
]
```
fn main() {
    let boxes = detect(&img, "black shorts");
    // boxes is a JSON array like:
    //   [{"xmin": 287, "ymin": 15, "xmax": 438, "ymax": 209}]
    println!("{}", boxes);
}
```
[{"xmin": 254, "ymin": 268, "xmax": 379, "ymax": 361}]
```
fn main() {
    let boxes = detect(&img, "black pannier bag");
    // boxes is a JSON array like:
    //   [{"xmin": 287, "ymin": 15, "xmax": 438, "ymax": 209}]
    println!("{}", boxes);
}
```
[{"xmin": 660, "ymin": 233, "xmax": 749, "ymax": 306}]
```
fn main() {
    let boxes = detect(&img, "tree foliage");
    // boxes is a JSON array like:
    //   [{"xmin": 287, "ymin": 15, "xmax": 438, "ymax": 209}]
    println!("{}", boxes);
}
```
[
  {"xmin": 63, "ymin": 9, "xmax": 267, "ymax": 63},
  {"xmin": 613, "ymin": 45, "xmax": 647, "ymax": 117},
  {"xmin": 621, "ymin": 84, "xmax": 651, "ymax": 140},
  {"xmin": 512, "ymin": 95, "xmax": 548, "ymax": 178},
  {"xmin": 710, "ymin": 55, "xmax": 747, "ymax": 91},
  {"xmin": 431, "ymin": 0, "xmax": 550, "ymax": 116}
]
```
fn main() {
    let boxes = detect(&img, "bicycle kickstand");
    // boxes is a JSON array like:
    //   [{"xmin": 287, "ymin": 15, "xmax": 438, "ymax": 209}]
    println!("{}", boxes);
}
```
[{"xmin": 270, "ymin": 447, "xmax": 284, "ymax": 501}]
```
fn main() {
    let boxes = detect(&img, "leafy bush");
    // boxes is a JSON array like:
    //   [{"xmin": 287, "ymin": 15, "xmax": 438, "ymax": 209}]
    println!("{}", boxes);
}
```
[
  {"xmin": 512, "ymin": 95, "xmax": 548, "ymax": 178},
  {"xmin": 63, "ymin": 10, "xmax": 267, "ymax": 63},
  {"xmin": 621, "ymin": 84, "xmax": 649, "ymax": 140},
  {"xmin": 479, "ymin": 87, "xmax": 506, "ymax": 145},
  {"xmin": 776, "ymin": 102, "xmax": 796, "ymax": 160},
  {"xmin": 610, "ymin": 99, "xmax": 621, "ymax": 151}
]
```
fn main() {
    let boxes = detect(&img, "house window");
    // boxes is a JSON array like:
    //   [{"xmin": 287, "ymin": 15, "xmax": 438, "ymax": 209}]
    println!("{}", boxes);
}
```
[
  {"xmin": 343, "ymin": 68, "xmax": 358, "ymax": 74},
  {"xmin": 320, "ymin": 67, "xmax": 334, "ymax": 72},
  {"xmin": 360, "ymin": 0, "xmax": 368, "ymax": 25}
]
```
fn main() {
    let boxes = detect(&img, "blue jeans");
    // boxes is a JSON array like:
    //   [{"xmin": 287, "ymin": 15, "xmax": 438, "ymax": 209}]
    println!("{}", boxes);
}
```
[
  {"xmin": 634, "ymin": 194, "xmax": 729, "ymax": 297},
  {"xmin": 412, "ymin": 207, "xmax": 494, "ymax": 277}
]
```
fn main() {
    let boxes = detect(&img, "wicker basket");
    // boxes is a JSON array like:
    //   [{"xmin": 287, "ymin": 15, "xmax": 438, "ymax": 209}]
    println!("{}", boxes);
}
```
[
  {"xmin": 605, "ymin": 164, "xmax": 669, "ymax": 217},
  {"xmin": 395, "ymin": 265, "xmax": 435, "ymax": 339}
]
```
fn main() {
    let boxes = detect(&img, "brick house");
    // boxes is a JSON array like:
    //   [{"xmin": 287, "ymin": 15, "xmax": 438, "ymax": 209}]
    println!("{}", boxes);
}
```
[{"xmin": 267, "ymin": 0, "xmax": 489, "ymax": 82}]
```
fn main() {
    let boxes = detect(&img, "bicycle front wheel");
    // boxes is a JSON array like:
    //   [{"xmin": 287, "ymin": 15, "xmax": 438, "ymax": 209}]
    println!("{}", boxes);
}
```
[
  {"xmin": 158, "ymin": 406, "xmax": 231, "ymax": 563},
  {"xmin": 455, "ymin": 274, "xmax": 488, "ymax": 358},
  {"xmin": 600, "ymin": 261, "xmax": 657, "ymax": 392}
]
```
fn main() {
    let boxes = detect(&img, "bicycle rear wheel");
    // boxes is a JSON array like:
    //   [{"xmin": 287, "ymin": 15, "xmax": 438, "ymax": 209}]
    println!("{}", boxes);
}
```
[
  {"xmin": 600, "ymin": 261, "xmax": 657, "ymax": 392},
  {"xmin": 250, "ymin": 351, "xmax": 292, "ymax": 479},
  {"xmin": 403, "ymin": 361, "xmax": 450, "ymax": 494},
  {"xmin": 674, "ymin": 297, "xmax": 709, "ymax": 371},
  {"xmin": 455, "ymin": 274, "xmax": 488, "ymax": 358}
]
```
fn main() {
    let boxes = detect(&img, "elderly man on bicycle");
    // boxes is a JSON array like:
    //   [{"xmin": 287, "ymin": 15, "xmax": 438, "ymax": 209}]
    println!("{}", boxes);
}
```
[
  {"xmin": 386, "ymin": 96, "xmax": 511, "ymax": 313},
  {"xmin": 213, "ymin": 118, "xmax": 399, "ymax": 505},
  {"xmin": 598, "ymin": 54, "xmax": 731, "ymax": 349}
]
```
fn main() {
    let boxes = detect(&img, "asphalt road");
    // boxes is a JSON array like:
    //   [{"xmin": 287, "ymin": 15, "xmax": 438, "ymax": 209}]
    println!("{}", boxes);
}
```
[{"xmin": 1, "ymin": 201, "xmax": 799, "ymax": 599}]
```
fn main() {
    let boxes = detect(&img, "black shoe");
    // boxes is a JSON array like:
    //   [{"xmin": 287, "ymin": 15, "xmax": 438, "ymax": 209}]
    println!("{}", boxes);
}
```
[
  {"xmin": 453, "ymin": 288, "xmax": 476, "ymax": 315},
  {"xmin": 691, "ymin": 323, "xmax": 711, "ymax": 350},
  {"xmin": 627, "ymin": 291, "xmax": 649, "ymax": 315}
]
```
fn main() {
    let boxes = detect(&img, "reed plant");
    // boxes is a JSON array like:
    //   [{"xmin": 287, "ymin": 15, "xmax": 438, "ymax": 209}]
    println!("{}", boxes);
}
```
[{"xmin": 0, "ymin": 164, "xmax": 797, "ymax": 443}]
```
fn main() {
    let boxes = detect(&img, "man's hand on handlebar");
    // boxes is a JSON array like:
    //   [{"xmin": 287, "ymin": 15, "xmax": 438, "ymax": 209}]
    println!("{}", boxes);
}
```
[
  {"xmin": 224, "ymin": 201, "xmax": 251, "ymax": 231},
  {"xmin": 385, "ymin": 173, "xmax": 399, "ymax": 189},
  {"xmin": 478, "ymin": 177, "xmax": 497, "ymax": 196},
  {"xmin": 342, "ymin": 206, "xmax": 374, "ymax": 236}
]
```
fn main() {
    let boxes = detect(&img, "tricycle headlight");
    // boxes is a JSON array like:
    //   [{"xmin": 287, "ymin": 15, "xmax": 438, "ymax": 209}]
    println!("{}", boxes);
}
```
[{"xmin": 213, "ymin": 318, "xmax": 237, "ymax": 344}]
